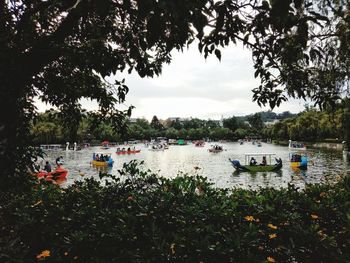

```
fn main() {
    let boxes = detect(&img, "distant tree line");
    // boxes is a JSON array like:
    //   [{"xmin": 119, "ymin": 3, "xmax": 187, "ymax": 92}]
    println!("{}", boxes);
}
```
[
  {"xmin": 31, "ymin": 108, "xmax": 343, "ymax": 144},
  {"xmin": 262, "ymin": 107, "xmax": 345, "ymax": 142}
]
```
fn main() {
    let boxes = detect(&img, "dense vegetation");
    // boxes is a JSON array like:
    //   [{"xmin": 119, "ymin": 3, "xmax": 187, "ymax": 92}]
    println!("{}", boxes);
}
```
[
  {"xmin": 30, "ymin": 108, "xmax": 345, "ymax": 143},
  {"xmin": 1, "ymin": 162, "xmax": 349, "ymax": 262},
  {"xmin": 2, "ymin": 0, "xmax": 350, "ymax": 185},
  {"xmin": 1, "ymin": 1, "xmax": 350, "ymax": 261},
  {"xmin": 262, "ymin": 107, "xmax": 346, "ymax": 142}
]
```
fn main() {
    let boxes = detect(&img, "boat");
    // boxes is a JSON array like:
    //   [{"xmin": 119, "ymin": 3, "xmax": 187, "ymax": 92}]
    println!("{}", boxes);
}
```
[
  {"xmin": 91, "ymin": 153, "xmax": 114, "ymax": 167},
  {"xmin": 288, "ymin": 140, "xmax": 306, "ymax": 150},
  {"xmin": 148, "ymin": 144, "xmax": 165, "ymax": 151},
  {"xmin": 101, "ymin": 140, "xmax": 110, "ymax": 150},
  {"xmin": 229, "ymin": 153, "xmax": 283, "ymax": 173},
  {"xmin": 36, "ymin": 166, "xmax": 68, "ymax": 181},
  {"xmin": 290, "ymin": 152, "xmax": 308, "ymax": 170},
  {"xmin": 194, "ymin": 140, "xmax": 205, "ymax": 147},
  {"xmin": 40, "ymin": 144, "xmax": 62, "ymax": 151},
  {"xmin": 208, "ymin": 145, "xmax": 223, "ymax": 153},
  {"xmin": 116, "ymin": 149, "xmax": 141, "ymax": 155}
]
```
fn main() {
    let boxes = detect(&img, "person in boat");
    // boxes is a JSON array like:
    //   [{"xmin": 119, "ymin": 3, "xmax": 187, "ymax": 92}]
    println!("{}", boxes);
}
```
[
  {"xmin": 250, "ymin": 157, "xmax": 257, "ymax": 166},
  {"xmin": 127, "ymin": 147, "xmax": 131, "ymax": 152},
  {"xmin": 260, "ymin": 156, "xmax": 267, "ymax": 166},
  {"xmin": 44, "ymin": 161, "xmax": 52, "ymax": 172},
  {"xmin": 55, "ymin": 156, "xmax": 64, "ymax": 166}
]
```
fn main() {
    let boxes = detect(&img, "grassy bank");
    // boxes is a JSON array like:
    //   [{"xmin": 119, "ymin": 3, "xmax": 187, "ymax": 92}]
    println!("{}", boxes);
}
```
[{"xmin": 1, "ymin": 161, "xmax": 349, "ymax": 262}]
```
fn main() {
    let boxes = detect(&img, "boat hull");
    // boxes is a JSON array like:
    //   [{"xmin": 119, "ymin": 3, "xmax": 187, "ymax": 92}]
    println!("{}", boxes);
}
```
[
  {"xmin": 229, "ymin": 159, "xmax": 282, "ymax": 173},
  {"xmin": 36, "ymin": 166, "xmax": 68, "ymax": 181},
  {"xmin": 209, "ymin": 149, "xmax": 223, "ymax": 153},
  {"xmin": 116, "ymin": 150, "xmax": 141, "ymax": 155},
  {"xmin": 290, "ymin": 161, "xmax": 307, "ymax": 170},
  {"xmin": 91, "ymin": 160, "xmax": 114, "ymax": 167}
]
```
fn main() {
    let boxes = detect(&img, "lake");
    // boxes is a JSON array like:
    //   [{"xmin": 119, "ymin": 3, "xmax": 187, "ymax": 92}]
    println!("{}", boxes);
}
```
[{"xmin": 40, "ymin": 142, "xmax": 350, "ymax": 189}]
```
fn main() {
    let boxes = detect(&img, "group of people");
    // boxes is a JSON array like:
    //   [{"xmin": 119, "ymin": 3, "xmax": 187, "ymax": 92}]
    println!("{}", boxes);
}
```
[
  {"xmin": 116, "ymin": 146, "xmax": 136, "ymax": 152},
  {"xmin": 93, "ymin": 153, "xmax": 111, "ymax": 162},
  {"xmin": 44, "ymin": 156, "xmax": 64, "ymax": 172},
  {"xmin": 249, "ymin": 156, "xmax": 266, "ymax": 166},
  {"xmin": 249, "ymin": 156, "xmax": 282, "ymax": 166},
  {"xmin": 213, "ymin": 145, "xmax": 223, "ymax": 151}
]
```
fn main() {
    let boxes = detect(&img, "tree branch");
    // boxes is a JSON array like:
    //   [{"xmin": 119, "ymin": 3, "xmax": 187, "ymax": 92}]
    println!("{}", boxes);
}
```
[{"xmin": 18, "ymin": 0, "xmax": 88, "ymax": 83}]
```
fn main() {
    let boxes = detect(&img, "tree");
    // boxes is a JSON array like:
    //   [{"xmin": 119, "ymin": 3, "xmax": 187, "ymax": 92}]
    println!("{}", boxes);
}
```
[
  {"xmin": 3, "ymin": 0, "xmax": 350, "ymax": 188},
  {"xmin": 0, "ymin": 0, "xmax": 217, "ymax": 186},
  {"xmin": 150, "ymin": 115, "xmax": 163, "ymax": 131},
  {"xmin": 247, "ymin": 113, "xmax": 264, "ymax": 133},
  {"xmin": 223, "ymin": 116, "xmax": 239, "ymax": 132}
]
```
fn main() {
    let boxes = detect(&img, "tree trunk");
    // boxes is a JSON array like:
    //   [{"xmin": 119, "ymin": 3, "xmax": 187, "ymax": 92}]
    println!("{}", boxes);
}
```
[
  {"xmin": 343, "ymin": 99, "xmax": 350, "ymax": 160},
  {"xmin": 0, "ymin": 66, "xmax": 33, "ymax": 191}
]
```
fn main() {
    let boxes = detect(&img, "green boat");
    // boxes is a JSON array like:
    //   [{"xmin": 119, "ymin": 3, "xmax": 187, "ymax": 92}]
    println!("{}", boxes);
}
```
[{"xmin": 229, "ymin": 153, "xmax": 282, "ymax": 173}]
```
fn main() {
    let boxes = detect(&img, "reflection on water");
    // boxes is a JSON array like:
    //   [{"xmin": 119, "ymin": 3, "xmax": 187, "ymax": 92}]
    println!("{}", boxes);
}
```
[{"xmin": 39, "ymin": 142, "xmax": 350, "ymax": 189}]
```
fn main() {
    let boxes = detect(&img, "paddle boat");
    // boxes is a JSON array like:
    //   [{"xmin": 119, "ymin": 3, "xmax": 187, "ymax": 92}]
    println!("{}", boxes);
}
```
[
  {"xmin": 194, "ymin": 140, "xmax": 205, "ymax": 147},
  {"xmin": 91, "ymin": 153, "xmax": 114, "ymax": 167},
  {"xmin": 208, "ymin": 145, "xmax": 223, "ymax": 153},
  {"xmin": 36, "ymin": 166, "xmax": 68, "ymax": 182},
  {"xmin": 148, "ymin": 144, "xmax": 165, "ymax": 151},
  {"xmin": 116, "ymin": 148, "xmax": 141, "ymax": 155},
  {"xmin": 101, "ymin": 140, "xmax": 110, "ymax": 150},
  {"xmin": 229, "ymin": 153, "xmax": 283, "ymax": 173},
  {"xmin": 290, "ymin": 152, "xmax": 308, "ymax": 170},
  {"xmin": 288, "ymin": 140, "xmax": 306, "ymax": 151}
]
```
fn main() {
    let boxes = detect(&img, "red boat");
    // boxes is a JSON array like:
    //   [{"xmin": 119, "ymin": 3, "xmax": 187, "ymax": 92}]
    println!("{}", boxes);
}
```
[
  {"xmin": 116, "ymin": 150, "xmax": 141, "ymax": 155},
  {"xmin": 36, "ymin": 166, "xmax": 68, "ymax": 182}
]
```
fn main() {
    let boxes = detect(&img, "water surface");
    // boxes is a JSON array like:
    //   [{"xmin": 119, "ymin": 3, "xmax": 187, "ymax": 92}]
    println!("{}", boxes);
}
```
[{"xmin": 40, "ymin": 142, "xmax": 350, "ymax": 189}]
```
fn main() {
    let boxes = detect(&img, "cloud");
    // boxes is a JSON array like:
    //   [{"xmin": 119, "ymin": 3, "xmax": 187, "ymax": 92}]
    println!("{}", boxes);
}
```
[{"xmin": 35, "ymin": 43, "xmax": 306, "ymax": 120}]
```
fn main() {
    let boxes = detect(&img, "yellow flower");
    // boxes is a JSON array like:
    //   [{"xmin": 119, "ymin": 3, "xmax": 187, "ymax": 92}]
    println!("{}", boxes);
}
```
[
  {"xmin": 319, "ymin": 192, "xmax": 326, "ymax": 198},
  {"xmin": 311, "ymin": 214, "xmax": 318, "ymax": 220},
  {"xmin": 170, "ymin": 243, "xmax": 175, "ymax": 254},
  {"xmin": 267, "ymin": 256, "xmax": 275, "ymax": 262},
  {"xmin": 244, "ymin": 215, "xmax": 255, "ymax": 222},
  {"xmin": 267, "ymin": 223, "xmax": 277, "ymax": 230},
  {"xmin": 36, "ymin": 250, "xmax": 50, "ymax": 260},
  {"xmin": 269, "ymin": 233, "xmax": 277, "ymax": 239}
]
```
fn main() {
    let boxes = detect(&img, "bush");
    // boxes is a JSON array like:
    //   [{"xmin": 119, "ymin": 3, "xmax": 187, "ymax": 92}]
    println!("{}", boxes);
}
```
[{"xmin": 1, "ymin": 161, "xmax": 349, "ymax": 262}]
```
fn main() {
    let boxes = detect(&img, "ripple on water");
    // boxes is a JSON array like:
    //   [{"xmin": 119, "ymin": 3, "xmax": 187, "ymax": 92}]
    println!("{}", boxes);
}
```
[{"xmin": 38, "ymin": 142, "xmax": 350, "ymax": 189}]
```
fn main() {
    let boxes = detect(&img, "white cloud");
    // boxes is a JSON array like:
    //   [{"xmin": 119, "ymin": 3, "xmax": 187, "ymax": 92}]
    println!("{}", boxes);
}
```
[{"xmin": 35, "ymin": 43, "xmax": 306, "ymax": 120}]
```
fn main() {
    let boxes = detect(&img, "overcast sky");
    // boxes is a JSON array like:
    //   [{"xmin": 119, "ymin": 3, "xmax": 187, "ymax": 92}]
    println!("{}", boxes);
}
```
[{"xmin": 36, "ymin": 43, "xmax": 307, "ymax": 121}]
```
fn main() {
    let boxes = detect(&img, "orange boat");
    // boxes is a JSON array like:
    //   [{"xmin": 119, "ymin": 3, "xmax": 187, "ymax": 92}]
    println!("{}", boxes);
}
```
[
  {"xmin": 36, "ymin": 166, "xmax": 68, "ymax": 182},
  {"xmin": 116, "ymin": 150, "xmax": 141, "ymax": 155}
]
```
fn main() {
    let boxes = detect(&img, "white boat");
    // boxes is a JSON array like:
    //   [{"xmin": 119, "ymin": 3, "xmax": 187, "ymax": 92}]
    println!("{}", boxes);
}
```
[
  {"xmin": 40, "ymin": 144, "xmax": 62, "ymax": 151},
  {"xmin": 288, "ymin": 140, "xmax": 306, "ymax": 151}
]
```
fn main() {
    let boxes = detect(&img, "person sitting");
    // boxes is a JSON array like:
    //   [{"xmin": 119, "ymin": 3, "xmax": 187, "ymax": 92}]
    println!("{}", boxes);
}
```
[
  {"xmin": 44, "ymin": 161, "xmax": 52, "ymax": 172},
  {"xmin": 55, "ymin": 156, "xmax": 64, "ymax": 166},
  {"xmin": 95, "ymin": 154, "xmax": 100, "ymax": 161},
  {"xmin": 260, "ymin": 156, "xmax": 267, "ymax": 166},
  {"xmin": 250, "ymin": 157, "xmax": 257, "ymax": 166}
]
